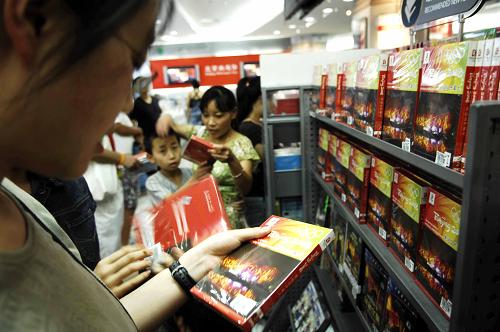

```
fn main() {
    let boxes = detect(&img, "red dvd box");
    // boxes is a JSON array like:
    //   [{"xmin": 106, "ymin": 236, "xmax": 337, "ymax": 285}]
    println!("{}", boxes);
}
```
[
  {"xmin": 191, "ymin": 215, "xmax": 334, "ymax": 331},
  {"xmin": 334, "ymin": 139, "xmax": 352, "ymax": 202},
  {"xmin": 347, "ymin": 146, "xmax": 372, "ymax": 223},
  {"xmin": 182, "ymin": 135, "xmax": 215, "ymax": 165},
  {"xmin": 487, "ymin": 37, "xmax": 500, "ymax": 100},
  {"xmin": 153, "ymin": 175, "xmax": 230, "ymax": 251}
]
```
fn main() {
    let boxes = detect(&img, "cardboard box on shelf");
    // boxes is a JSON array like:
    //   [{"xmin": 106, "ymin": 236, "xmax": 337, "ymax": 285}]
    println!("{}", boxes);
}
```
[
  {"xmin": 334, "ymin": 139, "xmax": 352, "ymax": 202},
  {"xmin": 363, "ymin": 248, "xmax": 388, "ymax": 332},
  {"xmin": 347, "ymin": 146, "xmax": 372, "ymax": 222}
]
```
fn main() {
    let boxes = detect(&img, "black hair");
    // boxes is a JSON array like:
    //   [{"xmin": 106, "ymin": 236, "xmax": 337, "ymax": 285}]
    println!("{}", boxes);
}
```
[
  {"xmin": 236, "ymin": 76, "xmax": 261, "ymax": 127},
  {"xmin": 0, "ymin": 0, "xmax": 173, "ymax": 88},
  {"xmin": 200, "ymin": 86, "xmax": 237, "ymax": 114},
  {"xmin": 147, "ymin": 130, "xmax": 180, "ymax": 154},
  {"xmin": 191, "ymin": 79, "xmax": 200, "ymax": 89}
]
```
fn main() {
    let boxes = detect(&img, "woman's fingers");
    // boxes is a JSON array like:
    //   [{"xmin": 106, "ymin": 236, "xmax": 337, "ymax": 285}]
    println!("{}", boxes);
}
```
[
  {"xmin": 112, "ymin": 269, "xmax": 152, "ymax": 298},
  {"xmin": 106, "ymin": 259, "xmax": 152, "ymax": 287},
  {"xmin": 100, "ymin": 245, "xmax": 145, "ymax": 264}
]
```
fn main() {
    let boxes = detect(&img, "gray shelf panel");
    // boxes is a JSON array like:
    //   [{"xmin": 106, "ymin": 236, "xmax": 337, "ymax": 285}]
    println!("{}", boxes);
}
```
[
  {"xmin": 313, "ymin": 171, "xmax": 449, "ymax": 332},
  {"xmin": 310, "ymin": 111, "xmax": 464, "ymax": 189},
  {"xmin": 313, "ymin": 265, "xmax": 367, "ymax": 332},
  {"xmin": 275, "ymin": 170, "xmax": 302, "ymax": 197},
  {"xmin": 267, "ymin": 116, "xmax": 301, "ymax": 124}
]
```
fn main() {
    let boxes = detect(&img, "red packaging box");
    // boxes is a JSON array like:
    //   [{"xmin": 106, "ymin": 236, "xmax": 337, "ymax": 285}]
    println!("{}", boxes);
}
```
[
  {"xmin": 276, "ymin": 98, "xmax": 300, "ymax": 115},
  {"xmin": 182, "ymin": 135, "xmax": 215, "ymax": 165},
  {"xmin": 334, "ymin": 139, "xmax": 352, "ymax": 202},
  {"xmin": 347, "ymin": 146, "xmax": 372, "ymax": 222},
  {"xmin": 326, "ymin": 133, "xmax": 338, "ymax": 183},
  {"xmin": 191, "ymin": 215, "xmax": 334, "ymax": 331},
  {"xmin": 363, "ymin": 248, "xmax": 388, "ymax": 332},
  {"xmin": 317, "ymin": 128, "xmax": 329, "ymax": 178},
  {"xmin": 334, "ymin": 64, "xmax": 346, "ymax": 122},
  {"xmin": 415, "ymin": 188, "xmax": 461, "ymax": 319},
  {"xmin": 153, "ymin": 175, "xmax": 230, "ymax": 251},
  {"xmin": 487, "ymin": 38, "xmax": 500, "ymax": 100},
  {"xmin": 326, "ymin": 64, "xmax": 338, "ymax": 117},
  {"xmin": 390, "ymin": 170, "xmax": 429, "ymax": 273},
  {"xmin": 367, "ymin": 157, "xmax": 396, "ymax": 244}
]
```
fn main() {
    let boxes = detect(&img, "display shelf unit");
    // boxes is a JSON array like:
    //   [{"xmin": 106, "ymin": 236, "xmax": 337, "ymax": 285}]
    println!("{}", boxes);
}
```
[
  {"xmin": 267, "ymin": 116, "xmax": 301, "ymax": 124},
  {"xmin": 309, "ymin": 112, "xmax": 464, "ymax": 189},
  {"xmin": 313, "ymin": 171, "xmax": 448, "ymax": 332},
  {"xmin": 313, "ymin": 265, "xmax": 367, "ymax": 332}
]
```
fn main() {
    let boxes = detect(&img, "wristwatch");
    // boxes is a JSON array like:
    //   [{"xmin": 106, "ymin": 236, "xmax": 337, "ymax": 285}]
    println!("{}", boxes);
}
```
[{"xmin": 169, "ymin": 260, "xmax": 196, "ymax": 295}]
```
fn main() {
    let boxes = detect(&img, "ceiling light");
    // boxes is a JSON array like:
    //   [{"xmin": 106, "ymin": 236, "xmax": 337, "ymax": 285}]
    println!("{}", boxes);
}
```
[
  {"xmin": 334, "ymin": 8, "xmax": 339, "ymax": 13},
  {"xmin": 200, "ymin": 18, "xmax": 215, "ymax": 24},
  {"xmin": 304, "ymin": 16, "xmax": 315, "ymax": 23},
  {"xmin": 273, "ymin": 30, "xmax": 281, "ymax": 35},
  {"xmin": 323, "ymin": 8, "xmax": 334, "ymax": 14},
  {"xmin": 305, "ymin": 22, "xmax": 314, "ymax": 28},
  {"xmin": 346, "ymin": 10, "xmax": 352, "ymax": 16},
  {"xmin": 288, "ymin": 24, "xmax": 297, "ymax": 29},
  {"xmin": 343, "ymin": 0, "xmax": 354, "ymax": 2},
  {"xmin": 170, "ymin": 30, "xmax": 178, "ymax": 36},
  {"xmin": 296, "ymin": 29, "xmax": 301, "ymax": 34}
]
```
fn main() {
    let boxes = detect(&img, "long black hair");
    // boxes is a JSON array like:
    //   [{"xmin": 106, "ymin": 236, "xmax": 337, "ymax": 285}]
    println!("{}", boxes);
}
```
[
  {"xmin": 200, "ymin": 86, "xmax": 237, "ymax": 114},
  {"xmin": 236, "ymin": 76, "xmax": 261, "ymax": 127}
]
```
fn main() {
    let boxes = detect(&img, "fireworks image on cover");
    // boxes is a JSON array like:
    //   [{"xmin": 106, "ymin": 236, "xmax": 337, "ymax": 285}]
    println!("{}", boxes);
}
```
[
  {"xmin": 345, "ymin": 226, "xmax": 363, "ymax": 281},
  {"xmin": 353, "ymin": 89, "xmax": 377, "ymax": 131},
  {"xmin": 424, "ymin": 189, "xmax": 461, "ymax": 251},
  {"xmin": 363, "ymin": 249, "xmax": 388, "ymax": 331},
  {"xmin": 367, "ymin": 188, "xmax": 392, "ymax": 241},
  {"xmin": 331, "ymin": 212, "xmax": 347, "ymax": 265},
  {"xmin": 385, "ymin": 279, "xmax": 419, "ymax": 332},
  {"xmin": 334, "ymin": 159, "xmax": 348, "ymax": 198},
  {"xmin": 390, "ymin": 206, "xmax": 419, "ymax": 259},
  {"xmin": 382, "ymin": 91, "xmax": 416, "ymax": 146}
]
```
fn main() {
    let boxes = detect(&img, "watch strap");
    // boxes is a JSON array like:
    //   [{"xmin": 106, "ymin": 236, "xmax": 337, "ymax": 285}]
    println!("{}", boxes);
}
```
[{"xmin": 169, "ymin": 261, "xmax": 196, "ymax": 295}]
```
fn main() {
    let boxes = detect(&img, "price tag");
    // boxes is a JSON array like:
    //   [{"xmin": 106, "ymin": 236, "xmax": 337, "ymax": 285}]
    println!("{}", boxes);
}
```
[
  {"xmin": 347, "ymin": 116, "xmax": 354, "ymax": 126},
  {"xmin": 322, "ymin": 171, "xmax": 326, "ymax": 179},
  {"xmin": 429, "ymin": 191, "xmax": 436, "ymax": 205},
  {"xmin": 440, "ymin": 297, "xmax": 452, "ymax": 318},
  {"xmin": 402, "ymin": 138, "xmax": 411, "ymax": 152},
  {"xmin": 354, "ymin": 208, "xmax": 360, "ymax": 219},
  {"xmin": 404, "ymin": 257, "xmax": 415, "ymax": 272},
  {"xmin": 341, "ymin": 193, "xmax": 347, "ymax": 202},
  {"xmin": 435, "ymin": 151, "xmax": 452, "ymax": 167},
  {"xmin": 366, "ymin": 126, "xmax": 374, "ymax": 137},
  {"xmin": 378, "ymin": 227, "xmax": 387, "ymax": 240},
  {"xmin": 230, "ymin": 294, "xmax": 257, "ymax": 316}
]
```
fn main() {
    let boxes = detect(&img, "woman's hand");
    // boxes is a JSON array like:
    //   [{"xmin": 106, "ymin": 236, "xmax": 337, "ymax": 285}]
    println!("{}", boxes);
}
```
[
  {"xmin": 155, "ymin": 114, "xmax": 174, "ymax": 137},
  {"xmin": 122, "ymin": 154, "xmax": 141, "ymax": 169},
  {"xmin": 208, "ymin": 144, "xmax": 236, "ymax": 164},
  {"xmin": 94, "ymin": 245, "xmax": 153, "ymax": 298},
  {"xmin": 192, "ymin": 162, "xmax": 213, "ymax": 180},
  {"xmin": 177, "ymin": 227, "xmax": 271, "ymax": 282}
]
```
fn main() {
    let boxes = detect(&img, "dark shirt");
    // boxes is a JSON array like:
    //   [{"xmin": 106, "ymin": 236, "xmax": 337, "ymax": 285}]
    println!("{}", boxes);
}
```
[
  {"xmin": 238, "ymin": 121, "xmax": 264, "ymax": 197},
  {"xmin": 130, "ymin": 96, "xmax": 162, "ymax": 152},
  {"xmin": 28, "ymin": 173, "xmax": 100, "ymax": 270}
]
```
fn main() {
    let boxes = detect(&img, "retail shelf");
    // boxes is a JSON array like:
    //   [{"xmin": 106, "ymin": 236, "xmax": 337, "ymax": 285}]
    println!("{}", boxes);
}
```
[
  {"xmin": 313, "ymin": 171, "xmax": 449, "ymax": 332},
  {"xmin": 267, "ymin": 116, "xmax": 301, "ymax": 124},
  {"xmin": 262, "ymin": 86, "xmax": 302, "ymax": 90},
  {"xmin": 310, "ymin": 111, "xmax": 464, "ymax": 189},
  {"xmin": 275, "ymin": 170, "xmax": 302, "ymax": 197},
  {"xmin": 313, "ymin": 265, "xmax": 367, "ymax": 332}
]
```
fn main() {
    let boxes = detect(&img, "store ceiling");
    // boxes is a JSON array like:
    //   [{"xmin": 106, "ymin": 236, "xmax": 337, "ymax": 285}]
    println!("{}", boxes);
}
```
[{"xmin": 155, "ymin": 0, "xmax": 355, "ymax": 45}]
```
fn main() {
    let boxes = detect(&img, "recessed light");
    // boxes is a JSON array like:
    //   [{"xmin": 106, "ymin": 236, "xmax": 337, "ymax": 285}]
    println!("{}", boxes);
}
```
[
  {"xmin": 296, "ymin": 29, "xmax": 301, "ymax": 34},
  {"xmin": 170, "ymin": 30, "xmax": 178, "ymax": 36},
  {"xmin": 323, "ymin": 8, "xmax": 334, "ymax": 14},
  {"xmin": 343, "ymin": 0, "xmax": 354, "ymax": 2},
  {"xmin": 346, "ymin": 10, "xmax": 352, "ymax": 16},
  {"xmin": 305, "ymin": 22, "xmax": 314, "ymax": 28},
  {"xmin": 304, "ymin": 16, "xmax": 315, "ymax": 23},
  {"xmin": 273, "ymin": 30, "xmax": 281, "ymax": 35},
  {"xmin": 288, "ymin": 24, "xmax": 297, "ymax": 29}
]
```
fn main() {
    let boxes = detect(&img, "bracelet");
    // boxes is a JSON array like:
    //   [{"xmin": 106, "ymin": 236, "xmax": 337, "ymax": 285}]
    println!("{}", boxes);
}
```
[
  {"xmin": 169, "ymin": 261, "xmax": 196, "ymax": 296},
  {"xmin": 232, "ymin": 171, "xmax": 244, "ymax": 179},
  {"xmin": 118, "ymin": 153, "xmax": 126, "ymax": 165}
]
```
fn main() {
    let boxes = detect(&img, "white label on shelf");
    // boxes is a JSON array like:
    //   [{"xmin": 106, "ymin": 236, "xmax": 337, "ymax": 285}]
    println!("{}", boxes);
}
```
[
  {"xmin": 341, "ymin": 193, "xmax": 347, "ymax": 202},
  {"xmin": 372, "ymin": 158, "xmax": 376, "ymax": 167},
  {"xmin": 322, "ymin": 171, "xmax": 326, "ymax": 179},
  {"xmin": 402, "ymin": 138, "xmax": 411, "ymax": 152},
  {"xmin": 429, "ymin": 191, "xmax": 436, "ymax": 205},
  {"xmin": 354, "ymin": 208, "xmax": 360, "ymax": 219},
  {"xmin": 435, "ymin": 151, "xmax": 451, "ymax": 167},
  {"xmin": 440, "ymin": 297, "xmax": 452, "ymax": 318},
  {"xmin": 343, "ymin": 262, "xmax": 361, "ymax": 296},
  {"xmin": 404, "ymin": 257, "xmax": 415, "ymax": 272},
  {"xmin": 366, "ymin": 126, "xmax": 374, "ymax": 137},
  {"xmin": 229, "ymin": 294, "xmax": 257, "ymax": 316},
  {"xmin": 378, "ymin": 227, "xmax": 387, "ymax": 240},
  {"xmin": 394, "ymin": 172, "xmax": 399, "ymax": 183},
  {"xmin": 347, "ymin": 116, "xmax": 354, "ymax": 126},
  {"xmin": 389, "ymin": 55, "xmax": 395, "ymax": 66},
  {"xmin": 423, "ymin": 50, "xmax": 431, "ymax": 64}
]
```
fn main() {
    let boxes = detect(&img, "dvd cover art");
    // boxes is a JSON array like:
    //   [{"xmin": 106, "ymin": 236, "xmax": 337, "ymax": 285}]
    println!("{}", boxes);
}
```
[
  {"xmin": 182, "ymin": 135, "xmax": 215, "ymax": 165},
  {"xmin": 354, "ymin": 55, "xmax": 389, "ymax": 137},
  {"xmin": 334, "ymin": 139, "xmax": 352, "ymax": 202},
  {"xmin": 326, "ymin": 64, "xmax": 338, "ymax": 117},
  {"xmin": 412, "ymin": 42, "xmax": 475, "ymax": 167},
  {"xmin": 331, "ymin": 210, "xmax": 348, "ymax": 268},
  {"xmin": 335, "ymin": 62, "xmax": 357, "ymax": 125},
  {"xmin": 383, "ymin": 279, "xmax": 421, "ymax": 332},
  {"xmin": 326, "ymin": 133, "xmax": 338, "ymax": 182},
  {"xmin": 317, "ymin": 128, "xmax": 331, "ymax": 180},
  {"xmin": 343, "ymin": 223, "xmax": 365, "ymax": 296},
  {"xmin": 289, "ymin": 281, "xmax": 329, "ymax": 332},
  {"xmin": 382, "ymin": 49, "xmax": 423, "ymax": 148},
  {"xmin": 191, "ymin": 216, "xmax": 334, "ymax": 331},
  {"xmin": 487, "ymin": 38, "xmax": 500, "ymax": 100},
  {"xmin": 363, "ymin": 248, "xmax": 388, "ymax": 332},
  {"xmin": 479, "ymin": 38, "xmax": 495, "ymax": 101},
  {"xmin": 368, "ymin": 157, "xmax": 396, "ymax": 244},
  {"xmin": 390, "ymin": 171, "xmax": 429, "ymax": 273},
  {"xmin": 347, "ymin": 146, "xmax": 372, "ymax": 222},
  {"xmin": 153, "ymin": 175, "xmax": 230, "ymax": 252}
]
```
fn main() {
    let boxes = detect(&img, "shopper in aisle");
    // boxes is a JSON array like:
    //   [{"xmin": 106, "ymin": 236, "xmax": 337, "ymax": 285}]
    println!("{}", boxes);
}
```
[
  {"xmin": 146, "ymin": 132, "xmax": 212, "ymax": 206},
  {"xmin": 0, "ymin": 1, "xmax": 271, "ymax": 330},
  {"xmin": 236, "ymin": 76, "xmax": 266, "ymax": 227},
  {"xmin": 156, "ymin": 86, "xmax": 261, "ymax": 229},
  {"xmin": 186, "ymin": 79, "xmax": 203, "ymax": 125}
]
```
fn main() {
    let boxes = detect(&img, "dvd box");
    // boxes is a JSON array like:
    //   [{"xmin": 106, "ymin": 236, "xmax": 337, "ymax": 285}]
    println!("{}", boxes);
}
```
[
  {"xmin": 191, "ymin": 216, "xmax": 334, "ymax": 331},
  {"xmin": 487, "ymin": 38, "xmax": 500, "ymax": 100},
  {"xmin": 317, "ymin": 128, "xmax": 331, "ymax": 180},
  {"xmin": 153, "ymin": 175, "xmax": 231, "ymax": 251},
  {"xmin": 347, "ymin": 146, "xmax": 372, "ymax": 222},
  {"xmin": 367, "ymin": 157, "xmax": 396, "ymax": 244},
  {"xmin": 363, "ymin": 248, "xmax": 388, "ymax": 332},
  {"xmin": 289, "ymin": 281, "xmax": 330, "ymax": 332},
  {"xmin": 383, "ymin": 278, "xmax": 421, "ymax": 332},
  {"xmin": 390, "ymin": 170, "xmax": 429, "ymax": 273},
  {"xmin": 343, "ymin": 62, "xmax": 358, "ymax": 126},
  {"xmin": 354, "ymin": 54, "xmax": 389, "ymax": 137},
  {"xmin": 334, "ymin": 64, "xmax": 346, "ymax": 122},
  {"xmin": 331, "ymin": 210, "xmax": 348, "ymax": 268},
  {"xmin": 326, "ymin": 133, "xmax": 338, "ymax": 182},
  {"xmin": 478, "ymin": 38, "xmax": 495, "ymax": 101},
  {"xmin": 343, "ymin": 223, "xmax": 365, "ymax": 297},
  {"xmin": 382, "ymin": 49, "xmax": 423, "ymax": 149},
  {"xmin": 182, "ymin": 135, "xmax": 215, "ymax": 165},
  {"xmin": 334, "ymin": 139, "xmax": 352, "ymax": 202},
  {"xmin": 412, "ymin": 41, "xmax": 476, "ymax": 168},
  {"xmin": 326, "ymin": 64, "xmax": 338, "ymax": 117},
  {"xmin": 415, "ymin": 188, "xmax": 461, "ymax": 318}
]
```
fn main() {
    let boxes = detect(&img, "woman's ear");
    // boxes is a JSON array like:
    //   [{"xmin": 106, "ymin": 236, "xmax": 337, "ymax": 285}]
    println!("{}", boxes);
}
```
[{"xmin": 3, "ymin": 0, "xmax": 46, "ymax": 66}]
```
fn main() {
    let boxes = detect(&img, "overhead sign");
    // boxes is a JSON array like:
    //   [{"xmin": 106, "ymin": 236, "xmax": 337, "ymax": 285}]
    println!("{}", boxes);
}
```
[{"xmin": 401, "ymin": 0, "xmax": 484, "ymax": 28}]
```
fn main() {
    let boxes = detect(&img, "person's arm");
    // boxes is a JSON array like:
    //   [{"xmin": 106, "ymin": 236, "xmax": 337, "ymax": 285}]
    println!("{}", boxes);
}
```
[
  {"xmin": 155, "ymin": 114, "xmax": 194, "ymax": 139},
  {"xmin": 254, "ymin": 144, "xmax": 264, "ymax": 160},
  {"xmin": 120, "ymin": 226, "xmax": 271, "ymax": 331},
  {"xmin": 114, "ymin": 123, "xmax": 143, "ymax": 137},
  {"xmin": 93, "ymin": 149, "xmax": 138, "ymax": 168},
  {"xmin": 208, "ymin": 145, "xmax": 253, "ymax": 195}
]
